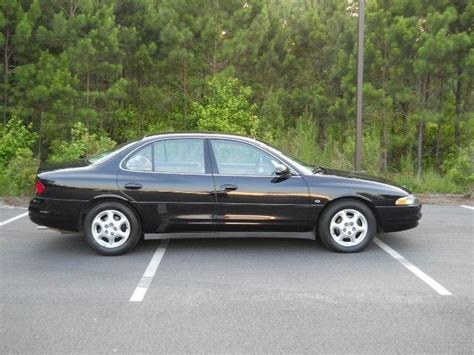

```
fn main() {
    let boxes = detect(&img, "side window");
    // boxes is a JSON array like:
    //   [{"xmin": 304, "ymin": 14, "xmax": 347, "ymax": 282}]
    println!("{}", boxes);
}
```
[
  {"xmin": 125, "ymin": 144, "xmax": 153, "ymax": 171},
  {"xmin": 210, "ymin": 140, "xmax": 282, "ymax": 176},
  {"xmin": 153, "ymin": 139, "xmax": 205, "ymax": 174},
  {"xmin": 125, "ymin": 139, "xmax": 205, "ymax": 174}
]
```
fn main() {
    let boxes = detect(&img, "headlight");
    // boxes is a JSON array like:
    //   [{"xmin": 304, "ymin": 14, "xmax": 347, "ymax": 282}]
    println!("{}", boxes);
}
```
[{"xmin": 395, "ymin": 194, "xmax": 417, "ymax": 206}]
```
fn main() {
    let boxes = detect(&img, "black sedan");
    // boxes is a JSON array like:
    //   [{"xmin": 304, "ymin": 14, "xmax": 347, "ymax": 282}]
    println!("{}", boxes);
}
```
[{"xmin": 29, "ymin": 133, "xmax": 421, "ymax": 255}]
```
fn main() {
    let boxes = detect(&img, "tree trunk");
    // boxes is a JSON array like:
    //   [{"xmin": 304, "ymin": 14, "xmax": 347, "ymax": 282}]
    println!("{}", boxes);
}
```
[
  {"xmin": 3, "ymin": 29, "xmax": 11, "ymax": 124},
  {"xmin": 417, "ymin": 120, "xmax": 424, "ymax": 179},
  {"xmin": 213, "ymin": 38, "xmax": 217, "ymax": 76},
  {"xmin": 86, "ymin": 71, "xmax": 90, "ymax": 129},
  {"xmin": 318, "ymin": 118, "xmax": 325, "ymax": 148},
  {"xmin": 383, "ymin": 127, "xmax": 388, "ymax": 171},
  {"xmin": 454, "ymin": 66, "xmax": 462, "ymax": 148},
  {"xmin": 417, "ymin": 76, "xmax": 430, "ymax": 178},
  {"xmin": 435, "ymin": 122, "xmax": 441, "ymax": 168},
  {"xmin": 138, "ymin": 75, "xmax": 143, "ymax": 136},
  {"xmin": 38, "ymin": 109, "xmax": 43, "ymax": 161},
  {"xmin": 182, "ymin": 59, "xmax": 188, "ymax": 125},
  {"xmin": 435, "ymin": 84, "xmax": 444, "ymax": 169},
  {"xmin": 381, "ymin": 40, "xmax": 388, "ymax": 172}
]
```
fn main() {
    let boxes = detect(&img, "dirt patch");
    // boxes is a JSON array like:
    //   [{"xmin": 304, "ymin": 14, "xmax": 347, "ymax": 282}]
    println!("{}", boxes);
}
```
[
  {"xmin": 0, "ymin": 196, "xmax": 32, "ymax": 208},
  {"xmin": 416, "ymin": 193, "xmax": 473, "ymax": 206}
]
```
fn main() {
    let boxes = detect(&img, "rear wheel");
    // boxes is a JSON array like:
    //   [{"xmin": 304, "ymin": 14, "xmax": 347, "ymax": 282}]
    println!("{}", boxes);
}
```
[
  {"xmin": 318, "ymin": 199, "xmax": 376, "ymax": 253},
  {"xmin": 84, "ymin": 202, "xmax": 141, "ymax": 256}
]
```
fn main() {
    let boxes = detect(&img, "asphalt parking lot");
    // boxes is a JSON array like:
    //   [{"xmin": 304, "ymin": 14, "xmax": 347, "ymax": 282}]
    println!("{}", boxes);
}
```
[{"xmin": 1, "ymin": 205, "xmax": 473, "ymax": 354}]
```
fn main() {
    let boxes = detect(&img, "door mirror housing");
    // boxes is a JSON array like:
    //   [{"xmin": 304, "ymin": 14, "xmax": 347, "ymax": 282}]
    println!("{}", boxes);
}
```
[{"xmin": 274, "ymin": 164, "xmax": 290, "ymax": 176}]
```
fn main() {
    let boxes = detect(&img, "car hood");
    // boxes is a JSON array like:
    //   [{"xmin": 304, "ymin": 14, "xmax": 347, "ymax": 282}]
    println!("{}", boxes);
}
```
[
  {"xmin": 38, "ymin": 159, "xmax": 89, "ymax": 174},
  {"xmin": 321, "ymin": 168, "xmax": 411, "ymax": 193}
]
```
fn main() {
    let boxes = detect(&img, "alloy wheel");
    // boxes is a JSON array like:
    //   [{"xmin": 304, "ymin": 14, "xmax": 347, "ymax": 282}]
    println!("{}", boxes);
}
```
[
  {"xmin": 91, "ymin": 209, "xmax": 131, "ymax": 249},
  {"xmin": 329, "ymin": 209, "xmax": 368, "ymax": 247}
]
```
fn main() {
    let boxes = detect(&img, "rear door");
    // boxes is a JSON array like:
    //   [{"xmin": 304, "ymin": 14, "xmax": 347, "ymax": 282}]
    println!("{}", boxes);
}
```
[
  {"xmin": 208, "ymin": 138, "xmax": 311, "ymax": 231},
  {"xmin": 117, "ymin": 138, "xmax": 216, "ymax": 232}
]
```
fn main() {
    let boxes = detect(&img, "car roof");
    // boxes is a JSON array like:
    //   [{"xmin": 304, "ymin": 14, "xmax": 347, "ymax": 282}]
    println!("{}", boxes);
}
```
[{"xmin": 141, "ymin": 132, "xmax": 259, "ymax": 144}]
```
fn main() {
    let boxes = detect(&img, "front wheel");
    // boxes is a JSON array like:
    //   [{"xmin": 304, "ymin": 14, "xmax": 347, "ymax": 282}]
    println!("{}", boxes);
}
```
[
  {"xmin": 318, "ymin": 199, "xmax": 376, "ymax": 253},
  {"xmin": 83, "ymin": 202, "xmax": 141, "ymax": 256}
]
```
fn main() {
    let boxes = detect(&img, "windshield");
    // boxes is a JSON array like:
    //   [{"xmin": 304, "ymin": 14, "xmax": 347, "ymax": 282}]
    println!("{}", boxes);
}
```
[{"xmin": 87, "ymin": 140, "xmax": 138, "ymax": 165}]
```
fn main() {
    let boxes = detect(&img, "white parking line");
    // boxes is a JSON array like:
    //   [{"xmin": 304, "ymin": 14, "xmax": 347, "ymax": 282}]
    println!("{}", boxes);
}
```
[
  {"xmin": 129, "ymin": 239, "xmax": 169, "ymax": 302},
  {"xmin": 460, "ymin": 205, "xmax": 474, "ymax": 210},
  {"xmin": 374, "ymin": 238, "xmax": 452, "ymax": 296},
  {"xmin": 0, "ymin": 212, "xmax": 28, "ymax": 227}
]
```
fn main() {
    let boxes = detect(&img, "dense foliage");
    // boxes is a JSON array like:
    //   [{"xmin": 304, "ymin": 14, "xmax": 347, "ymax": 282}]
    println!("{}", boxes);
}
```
[{"xmin": 1, "ymin": 0, "xmax": 473, "ymax": 195}]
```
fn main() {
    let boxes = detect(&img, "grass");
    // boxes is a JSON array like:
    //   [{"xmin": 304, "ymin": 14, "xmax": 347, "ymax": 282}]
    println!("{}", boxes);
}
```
[{"xmin": 390, "ymin": 170, "xmax": 468, "ymax": 194}]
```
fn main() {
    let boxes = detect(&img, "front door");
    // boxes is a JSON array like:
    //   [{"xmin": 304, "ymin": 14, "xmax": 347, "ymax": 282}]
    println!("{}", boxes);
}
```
[
  {"xmin": 117, "ymin": 138, "xmax": 216, "ymax": 232},
  {"xmin": 208, "ymin": 139, "xmax": 311, "ymax": 231}
]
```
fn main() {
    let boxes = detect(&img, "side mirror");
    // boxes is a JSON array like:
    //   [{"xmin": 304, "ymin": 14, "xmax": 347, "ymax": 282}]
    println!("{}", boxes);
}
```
[{"xmin": 274, "ymin": 164, "xmax": 290, "ymax": 176}]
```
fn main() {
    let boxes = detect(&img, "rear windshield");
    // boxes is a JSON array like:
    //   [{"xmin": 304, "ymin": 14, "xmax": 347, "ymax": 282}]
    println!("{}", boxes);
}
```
[{"xmin": 87, "ymin": 140, "xmax": 138, "ymax": 165}]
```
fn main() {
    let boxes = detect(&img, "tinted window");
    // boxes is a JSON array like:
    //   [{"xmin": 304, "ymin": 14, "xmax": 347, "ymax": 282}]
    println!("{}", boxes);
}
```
[
  {"xmin": 125, "ymin": 139, "xmax": 205, "ymax": 174},
  {"xmin": 87, "ymin": 140, "xmax": 138, "ymax": 165},
  {"xmin": 210, "ymin": 140, "xmax": 282, "ymax": 176},
  {"xmin": 153, "ymin": 139, "xmax": 205, "ymax": 174},
  {"xmin": 125, "ymin": 144, "xmax": 153, "ymax": 171}
]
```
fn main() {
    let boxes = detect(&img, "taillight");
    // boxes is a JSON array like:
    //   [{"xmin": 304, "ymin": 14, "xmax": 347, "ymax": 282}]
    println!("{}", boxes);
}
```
[{"xmin": 35, "ymin": 180, "xmax": 45, "ymax": 195}]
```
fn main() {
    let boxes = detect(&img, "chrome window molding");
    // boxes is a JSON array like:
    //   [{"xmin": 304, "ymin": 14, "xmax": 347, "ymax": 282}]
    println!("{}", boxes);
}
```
[
  {"xmin": 119, "ymin": 135, "xmax": 300, "ymax": 177},
  {"xmin": 208, "ymin": 137, "xmax": 299, "ymax": 176},
  {"xmin": 119, "ymin": 137, "xmax": 209, "ymax": 176}
]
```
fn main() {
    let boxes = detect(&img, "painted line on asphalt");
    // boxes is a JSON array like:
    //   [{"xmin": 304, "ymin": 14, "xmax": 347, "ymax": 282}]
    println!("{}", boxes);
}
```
[
  {"xmin": 129, "ymin": 239, "xmax": 169, "ymax": 302},
  {"xmin": 460, "ymin": 205, "xmax": 474, "ymax": 210},
  {"xmin": 374, "ymin": 238, "xmax": 452, "ymax": 296},
  {"xmin": 0, "ymin": 212, "xmax": 28, "ymax": 227}
]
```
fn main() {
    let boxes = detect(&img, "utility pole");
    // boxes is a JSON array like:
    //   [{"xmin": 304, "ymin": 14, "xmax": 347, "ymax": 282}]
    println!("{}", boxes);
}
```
[{"xmin": 355, "ymin": 0, "xmax": 365, "ymax": 171}]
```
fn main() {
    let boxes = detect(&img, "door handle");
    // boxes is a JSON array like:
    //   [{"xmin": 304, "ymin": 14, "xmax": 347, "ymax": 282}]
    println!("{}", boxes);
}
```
[
  {"xmin": 219, "ymin": 184, "xmax": 238, "ymax": 191},
  {"xmin": 124, "ymin": 182, "xmax": 143, "ymax": 190}
]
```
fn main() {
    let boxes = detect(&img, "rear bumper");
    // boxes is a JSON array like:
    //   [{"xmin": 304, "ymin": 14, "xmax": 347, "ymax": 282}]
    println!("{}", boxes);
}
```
[
  {"xmin": 376, "ymin": 205, "xmax": 422, "ymax": 232},
  {"xmin": 29, "ymin": 197, "xmax": 86, "ymax": 232}
]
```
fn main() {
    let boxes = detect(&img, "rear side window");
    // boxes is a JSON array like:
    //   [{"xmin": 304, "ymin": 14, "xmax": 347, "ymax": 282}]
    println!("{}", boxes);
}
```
[
  {"xmin": 124, "ymin": 139, "xmax": 205, "ymax": 174},
  {"xmin": 125, "ymin": 144, "xmax": 153, "ymax": 171}
]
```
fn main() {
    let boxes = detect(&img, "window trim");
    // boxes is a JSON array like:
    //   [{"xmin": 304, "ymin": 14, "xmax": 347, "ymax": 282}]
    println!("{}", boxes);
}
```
[
  {"xmin": 120, "ymin": 137, "xmax": 211, "ymax": 175},
  {"xmin": 207, "ymin": 138, "xmax": 298, "ymax": 177}
]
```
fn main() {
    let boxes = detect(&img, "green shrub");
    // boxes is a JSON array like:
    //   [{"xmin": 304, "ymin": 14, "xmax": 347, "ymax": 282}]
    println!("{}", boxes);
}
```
[
  {"xmin": 278, "ymin": 114, "xmax": 320, "ymax": 165},
  {"xmin": 400, "ymin": 153, "xmax": 415, "ymax": 176},
  {"xmin": 0, "ymin": 148, "xmax": 39, "ymax": 195},
  {"xmin": 191, "ymin": 77, "xmax": 261, "ymax": 136},
  {"xmin": 0, "ymin": 118, "xmax": 39, "ymax": 196},
  {"xmin": 391, "ymin": 169, "xmax": 464, "ymax": 194},
  {"xmin": 0, "ymin": 117, "xmax": 37, "ymax": 166},
  {"xmin": 48, "ymin": 122, "xmax": 116, "ymax": 163},
  {"xmin": 443, "ymin": 145, "xmax": 474, "ymax": 190},
  {"xmin": 275, "ymin": 118, "xmax": 470, "ymax": 194}
]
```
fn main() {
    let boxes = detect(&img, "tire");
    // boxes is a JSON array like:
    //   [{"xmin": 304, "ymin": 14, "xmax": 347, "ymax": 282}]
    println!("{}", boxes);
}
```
[
  {"xmin": 83, "ymin": 201, "xmax": 141, "ymax": 256},
  {"xmin": 317, "ymin": 199, "xmax": 376, "ymax": 253}
]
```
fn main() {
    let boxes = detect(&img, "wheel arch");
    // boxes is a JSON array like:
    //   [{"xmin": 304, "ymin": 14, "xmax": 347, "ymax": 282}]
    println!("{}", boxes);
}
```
[
  {"xmin": 320, "ymin": 195, "xmax": 381, "ymax": 230},
  {"xmin": 79, "ymin": 194, "xmax": 142, "ymax": 232}
]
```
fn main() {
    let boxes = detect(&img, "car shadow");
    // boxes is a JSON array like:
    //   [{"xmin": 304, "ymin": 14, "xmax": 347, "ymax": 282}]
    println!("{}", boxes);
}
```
[
  {"xmin": 33, "ymin": 231, "xmax": 157, "ymax": 259},
  {"xmin": 35, "ymin": 229, "xmax": 388, "ymax": 259}
]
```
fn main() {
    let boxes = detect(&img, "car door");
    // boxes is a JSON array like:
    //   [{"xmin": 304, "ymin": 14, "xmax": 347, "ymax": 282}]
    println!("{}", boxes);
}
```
[
  {"xmin": 208, "ymin": 138, "xmax": 312, "ymax": 231},
  {"xmin": 117, "ymin": 138, "xmax": 216, "ymax": 233}
]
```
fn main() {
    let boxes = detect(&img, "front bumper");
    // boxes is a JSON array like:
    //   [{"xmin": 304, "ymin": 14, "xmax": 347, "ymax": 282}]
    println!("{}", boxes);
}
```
[
  {"xmin": 29, "ymin": 197, "xmax": 85, "ymax": 232},
  {"xmin": 376, "ymin": 204, "xmax": 422, "ymax": 232}
]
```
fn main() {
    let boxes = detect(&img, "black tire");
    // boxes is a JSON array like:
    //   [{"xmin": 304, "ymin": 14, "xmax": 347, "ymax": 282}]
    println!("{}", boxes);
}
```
[
  {"xmin": 83, "ymin": 201, "xmax": 141, "ymax": 256},
  {"xmin": 317, "ymin": 199, "xmax": 376, "ymax": 253}
]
